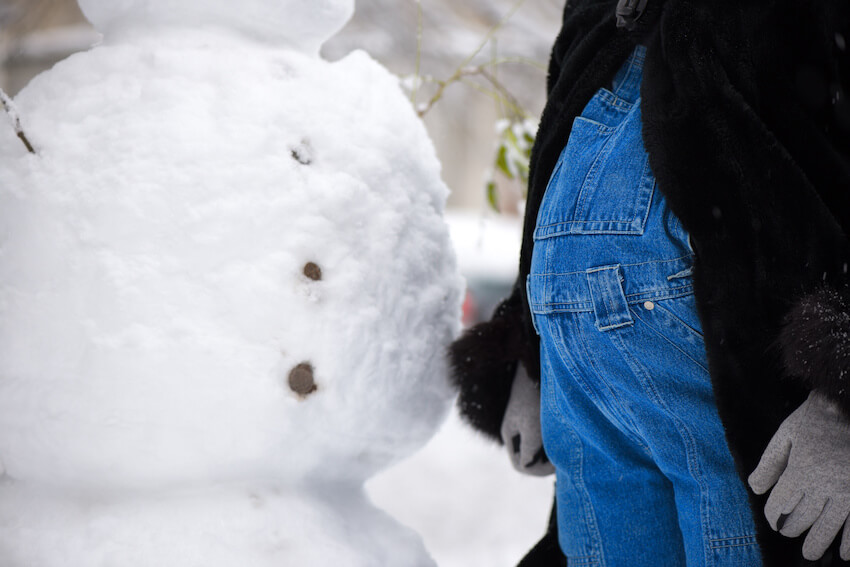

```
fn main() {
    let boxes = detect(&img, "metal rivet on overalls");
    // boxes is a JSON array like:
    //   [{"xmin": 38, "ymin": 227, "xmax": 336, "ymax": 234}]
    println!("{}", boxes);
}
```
[{"xmin": 644, "ymin": 301, "xmax": 655, "ymax": 311}]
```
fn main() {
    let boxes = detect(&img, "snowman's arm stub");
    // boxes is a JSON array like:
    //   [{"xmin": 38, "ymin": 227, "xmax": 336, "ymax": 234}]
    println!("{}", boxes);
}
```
[{"xmin": 0, "ymin": 89, "xmax": 36, "ymax": 154}]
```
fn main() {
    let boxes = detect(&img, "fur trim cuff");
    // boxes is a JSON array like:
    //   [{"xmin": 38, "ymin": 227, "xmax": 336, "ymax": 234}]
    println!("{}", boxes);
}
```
[
  {"xmin": 449, "ymin": 291, "xmax": 529, "ymax": 443},
  {"xmin": 780, "ymin": 286, "xmax": 850, "ymax": 415}
]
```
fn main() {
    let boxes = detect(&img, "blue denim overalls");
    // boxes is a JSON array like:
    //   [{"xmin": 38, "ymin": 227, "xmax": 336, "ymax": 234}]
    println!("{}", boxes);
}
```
[{"xmin": 527, "ymin": 46, "xmax": 763, "ymax": 566}]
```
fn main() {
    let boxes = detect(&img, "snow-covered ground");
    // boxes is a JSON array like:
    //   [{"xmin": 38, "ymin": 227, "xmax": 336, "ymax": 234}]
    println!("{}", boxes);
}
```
[{"xmin": 368, "ymin": 410, "xmax": 554, "ymax": 567}]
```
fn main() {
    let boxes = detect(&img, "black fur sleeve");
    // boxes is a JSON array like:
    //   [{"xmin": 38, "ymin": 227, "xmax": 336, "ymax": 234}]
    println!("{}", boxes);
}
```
[
  {"xmin": 779, "ymin": 286, "xmax": 850, "ymax": 417},
  {"xmin": 448, "ymin": 289, "xmax": 532, "ymax": 443}
]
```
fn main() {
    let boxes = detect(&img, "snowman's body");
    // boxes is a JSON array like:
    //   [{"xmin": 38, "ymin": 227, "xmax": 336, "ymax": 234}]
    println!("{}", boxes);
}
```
[{"xmin": 0, "ymin": 2, "xmax": 462, "ymax": 565}]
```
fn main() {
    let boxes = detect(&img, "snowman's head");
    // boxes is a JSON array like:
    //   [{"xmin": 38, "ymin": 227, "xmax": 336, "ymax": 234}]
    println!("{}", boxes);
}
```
[{"xmin": 78, "ymin": 0, "xmax": 355, "ymax": 54}]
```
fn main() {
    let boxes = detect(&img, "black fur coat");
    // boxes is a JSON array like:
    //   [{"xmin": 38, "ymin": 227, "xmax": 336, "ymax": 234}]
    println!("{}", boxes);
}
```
[{"xmin": 450, "ymin": 0, "xmax": 850, "ymax": 565}]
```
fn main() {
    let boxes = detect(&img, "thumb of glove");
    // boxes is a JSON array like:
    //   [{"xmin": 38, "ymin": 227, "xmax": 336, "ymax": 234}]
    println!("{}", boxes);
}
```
[
  {"xmin": 748, "ymin": 419, "xmax": 794, "ymax": 495},
  {"xmin": 501, "ymin": 365, "xmax": 554, "ymax": 477}
]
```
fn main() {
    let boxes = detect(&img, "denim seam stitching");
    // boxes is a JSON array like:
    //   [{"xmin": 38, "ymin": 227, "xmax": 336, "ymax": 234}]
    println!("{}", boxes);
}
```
[
  {"xmin": 652, "ymin": 300, "xmax": 704, "ymax": 341},
  {"xmin": 530, "ymin": 254, "xmax": 693, "ymax": 274},
  {"xmin": 573, "ymin": 316, "xmax": 653, "ymax": 456},
  {"xmin": 541, "ymin": 368, "xmax": 603, "ymax": 564},
  {"xmin": 615, "ymin": 312, "xmax": 714, "ymax": 560},
  {"xmin": 606, "ymin": 328, "xmax": 712, "ymax": 563},
  {"xmin": 541, "ymin": 330, "xmax": 568, "ymax": 428},
  {"xmin": 595, "ymin": 88, "xmax": 634, "ymax": 111},
  {"xmin": 636, "ymin": 160, "xmax": 655, "ymax": 230},
  {"xmin": 572, "ymin": 126, "xmax": 617, "ymax": 228},
  {"xmin": 709, "ymin": 535, "xmax": 758, "ymax": 549},
  {"xmin": 625, "ymin": 286, "xmax": 694, "ymax": 303},
  {"xmin": 536, "ymin": 227, "xmax": 646, "ymax": 239},
  {"xmin": 631, "ymin": 307, "xmax": 709, "ymax": 374},
  {"xmin": 572, "ymin": 412, "xmax": 606, "ymax": 567},
  {"xmin": 710, "ymin": 536, "xmax": 757, "ymax": 543},
  {"xmin": 612, "ymin": 48, "xmax": 639, "ymax": 99},
  {"xmin": 709, "ymin": 542, "xmax": 758, "ymax": 550},
  {"xmin": 528, "ymin": 286, "xmax": 695, "ymax": 313},
  {"xmin": 538, "ymin": 219, "xmax": 636, "ymax": 227},
  {"xmin": 541, "ymin": 316, "xmax": 574, "ymax": 427},
  {"xmin": 573, "ymin": 116, "xmax": 616, "ymax": 132},
  {"xmin": 525, "ymin": 276, "xmax": 541, "ymax": 336}
]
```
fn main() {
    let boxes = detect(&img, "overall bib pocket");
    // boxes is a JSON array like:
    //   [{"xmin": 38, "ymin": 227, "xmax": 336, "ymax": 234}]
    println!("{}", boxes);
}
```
[{"xmin": 534, "ymin": 101, "xmax": 655, "ymax": 240}]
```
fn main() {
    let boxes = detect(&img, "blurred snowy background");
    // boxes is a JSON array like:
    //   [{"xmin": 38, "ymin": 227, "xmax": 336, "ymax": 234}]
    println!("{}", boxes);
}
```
[{"xmin": 0, "ymin": 1, "xmax": 561, "ymax": 565}]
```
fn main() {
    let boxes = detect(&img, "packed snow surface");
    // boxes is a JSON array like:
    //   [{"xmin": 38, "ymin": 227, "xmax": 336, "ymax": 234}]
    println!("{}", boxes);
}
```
[{"xmin": 0, "ymin": 2, "xmax": 463, "ymax": 565}]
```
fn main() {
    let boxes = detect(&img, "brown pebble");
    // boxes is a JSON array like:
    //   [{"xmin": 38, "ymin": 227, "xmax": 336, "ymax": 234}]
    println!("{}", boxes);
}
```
[
  {"xmin": 303, "ymin": 262, "xmax": 322, "ymax": 281},
  {"xmin": 288, "ymin": 362, "xmax": 317, "ymax": 397}
]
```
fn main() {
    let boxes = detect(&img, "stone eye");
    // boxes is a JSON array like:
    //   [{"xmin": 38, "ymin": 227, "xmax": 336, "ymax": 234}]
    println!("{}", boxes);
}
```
[
  {"xmin": 303, "ymin": 262, "xmax": 322, "ymax": 281},
  {"xmin": 288, "ymin": 362, "xmax": 317, "ymax": 397},
  {"xmin": 290, "ymin": 139, "xmax": 313, "ymax": 165}
]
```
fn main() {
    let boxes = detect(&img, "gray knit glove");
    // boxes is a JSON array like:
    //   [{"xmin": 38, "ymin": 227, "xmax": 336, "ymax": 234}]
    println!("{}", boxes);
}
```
[
  {"xmin": 748, "ymin": 390, "xmax": 850, "ymax": 560},
  {"xmin": 500, "ymin": 365, "xmax": 554, "ymax": 477}
]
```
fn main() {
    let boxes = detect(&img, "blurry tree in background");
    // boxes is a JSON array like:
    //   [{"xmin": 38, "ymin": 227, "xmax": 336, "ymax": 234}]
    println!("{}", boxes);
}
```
[
  {"xmin": 0, "ymin": 0, "xmax": 562, "ymax": 212},
  {"xmin": 0, "ymin": 0, "xmax": 93, "ymax": 93},
  {"xmin": 326, "ymin": 0, "xmax": 562, "ymax": 212}
]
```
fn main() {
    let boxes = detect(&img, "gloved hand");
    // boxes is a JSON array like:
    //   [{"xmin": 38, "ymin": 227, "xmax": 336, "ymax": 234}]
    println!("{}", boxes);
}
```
[
  {"xmin": 500, "ymin": 365, "xmax": 554, "ymax": 477},
  {"xmin": 748, "ymin": 390, "xmax": 850, "ymax": 560}
]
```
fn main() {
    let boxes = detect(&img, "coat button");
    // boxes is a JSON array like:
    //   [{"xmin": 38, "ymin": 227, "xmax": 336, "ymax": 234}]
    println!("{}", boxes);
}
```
[{"xmin": 644, "ymin": 301, "xmax": 655, "ymax": 311}]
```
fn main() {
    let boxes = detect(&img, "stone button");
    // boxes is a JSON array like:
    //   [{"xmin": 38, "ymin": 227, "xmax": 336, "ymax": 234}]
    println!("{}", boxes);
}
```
[{"xmin": 288, "ymin": 362, "xmax": 317, "ymax": 397}]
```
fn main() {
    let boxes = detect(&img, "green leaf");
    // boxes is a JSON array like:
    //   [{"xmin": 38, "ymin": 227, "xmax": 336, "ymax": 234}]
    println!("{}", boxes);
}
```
[
  {"xmin": 495, "ymin": 145, "xmax": 513, "ymax": 179},
  {"xmin": 486, "ymin": 180, "xmax": 500, "ymax": 212}
]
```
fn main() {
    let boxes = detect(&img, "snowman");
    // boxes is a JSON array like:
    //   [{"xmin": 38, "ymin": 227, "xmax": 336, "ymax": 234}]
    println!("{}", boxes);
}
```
[{"xmin": 0, "ymin": 0, "xmax": 464, "ymax": 565}]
